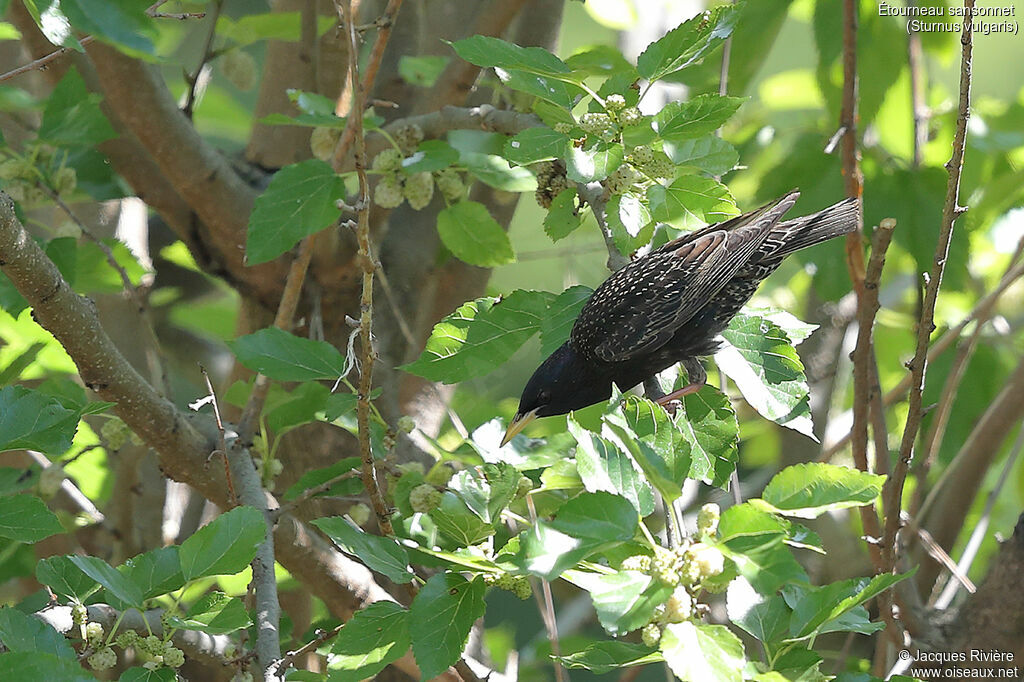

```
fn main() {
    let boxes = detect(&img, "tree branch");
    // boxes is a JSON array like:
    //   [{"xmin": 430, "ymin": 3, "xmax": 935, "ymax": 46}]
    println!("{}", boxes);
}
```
[{"xmin": 886, "ymin": 0, "xmax": 975, "ymax": 584}]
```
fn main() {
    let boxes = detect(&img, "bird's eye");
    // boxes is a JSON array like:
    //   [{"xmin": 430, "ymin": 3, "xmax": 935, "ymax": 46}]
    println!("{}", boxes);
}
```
[{"xmin": 538, "ymin": 389, "xmax": 551, "ymax": 403}]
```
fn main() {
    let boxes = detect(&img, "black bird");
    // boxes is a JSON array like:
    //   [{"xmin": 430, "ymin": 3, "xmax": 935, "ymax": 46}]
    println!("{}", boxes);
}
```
[{"xmin": 501, "ymin": 190, "xmax": 858, "ymax": 445}]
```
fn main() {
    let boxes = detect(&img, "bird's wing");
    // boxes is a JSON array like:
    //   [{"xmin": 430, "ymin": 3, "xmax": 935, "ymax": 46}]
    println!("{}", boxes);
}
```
[{"xmin": 573, "ymin": 192, "xmax": 800, "ymax": 363}]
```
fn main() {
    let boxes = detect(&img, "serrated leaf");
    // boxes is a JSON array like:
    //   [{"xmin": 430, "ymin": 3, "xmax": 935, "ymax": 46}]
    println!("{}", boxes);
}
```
[
  {"xmin": 409, "ymin": 573, "xmax": 485, "ymax": 679},
  {"xmin": 726, "ymin": 578, "xmax": 791, "ymax": 645},
  {"xmin": 715, "ymin": 313, "xmax": 814, "ymax": 437},
  {"xmin": 753, "ymin": 309, "xmax": 818, "ymax": 346},
  {"xmin": 121, "ymin": 546, "xmax": 184, "ymax": 600},
  {"xmin": 448, "ymin": 462, "xmax": 519, "ymax": 524},
  {"xmin": 543, "ymin": 188, "xmax": 582, "ymax": 241},
  {"xmin": 36, "ymin": 556, "xmax": 98, "ymax": 601},
  {"xmin": 569, "ymin": 570, "xmax": 671, "ymax": 635},
  {"xmin": 569, "ymin": 417, "xmax": 654, "ymax": 517},
  {"xmin": 676, "ymin": 385, "xmax": 739, "ymax": 487},
  {"xmin": 450, "ymin": 35, "xmax": 577, "ymax": 81},
  {"xmin": 313, "ymin": 517, "xmax": 413, "ymax": 583},
  {"xmin": 757, "ymin": 463, "xmax": 885, "ymax": 519},
  {"xmin": 60, "ymin": 0, "xmax": 156, "ymax": 58},
  {"xmin": 69, "ymin": 555, "xmax": 143, "ymax": 609},
  {"xmin": 787, "ymin": 571, "xmax": 913, "ymax": 640},
  {"xmin": 648, "ymin": 176, "xmax": 739, "ymax": 229},
  {"xmin": 436, "ymin": 201, "xmax": 516, "ymax": 267},
  {"xmin": 429, "ymin": 492, "xmax": 495, "ymax": 546},
  {"xmin": 229, "ymin": 327, "xmax": 349, "ymax": 382},
  {"xmin": 246, "ymin": 159, "xmax": 344, "ymax": 264},
  {"xmin": 38, "ymin": 68, "xmax": 116, "ymax": 147},
  {"xmin": 637, "ymin": 5, "xmax": 740, "ymax": 82},
  {"xmin": 654, "ymin": 95, "xmax": 745, "ymax": 140},
  {"xmin": 517, "ymin": 492, "xmax": 637, "ymax": 580},
  {"xmin": 496, "ymin": 67, "xmax": 579, "ymax": 109},
  {"xmin": 400, "ymin": 140, "xmax": 459, "ymax": 174},
  {"xmin": 179, "ymin": 506, "xmax": 265, "ymax": 580},
  {"xmin": 0, "ymin": 386, "xmax": 79, "ymax": 455},
  {"xmin": 329, "ymin": 602, "xmax": 410, "ymax": 682},
  {"xmin": 663, "ymin": 135, "xmax": 739, "ymax": 175},
  {"xmin": 565, "ymin": 142, "xmax": 624, "ymax": 183},
  {"xmin": 504, "ymin": 127, "xmax": 569, "ymax": 166},
  {"xmin": 539, "ymin": 285, "xmax": 591, "ymax": 356},
  {"xmin": 118, "ymin": 667, "xmax": 176, "ymax": 682},
  {"xmin": 607, "ymin": 192, "xmax": 653, "ymax": 255},
  {"xmin": 0, "ymin": 652, "xmax": 91, "ymax": 681},
  {"xmin": 167, "ymin": 592, "xmax": 251, "ymax": 635},
  {"xmin": 605, "ymin": 396, "xmax": 691, "ymax": 502},
  {"xmin": 400, "ymin": 290, "xmax": 551, "ymax": 383},
  {"xmin": 460, "ymin": 152, "xmax": 536, "ymax": 191},
  {"xmin": 0, "ymin": 606, "xmax": 75, "ymax": 659},
  {"xmin": 660, "ymin": 622, "xmax": 745, "ymax": 682},
  {"xmin": 556, "ymin": 641, "xmax": 663, "ymax": 673},
  {"xmin": 0, "ymin": 494, "xmax": 63, "ymax": 543},
  {"xmin": 21, "ymin": 1, "xmax": 80, "ymax": 50}
]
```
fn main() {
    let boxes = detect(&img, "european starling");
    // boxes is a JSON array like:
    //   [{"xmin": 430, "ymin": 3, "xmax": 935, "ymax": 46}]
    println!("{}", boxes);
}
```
[{"xmin": 501, "ymin": 190, "xmax": 858, "ymax": 445}]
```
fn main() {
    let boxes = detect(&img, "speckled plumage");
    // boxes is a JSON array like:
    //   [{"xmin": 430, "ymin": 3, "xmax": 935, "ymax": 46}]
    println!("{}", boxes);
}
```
[{"xmin": 508, "ymin": 190, "xmax": 858, "ymax": 426}]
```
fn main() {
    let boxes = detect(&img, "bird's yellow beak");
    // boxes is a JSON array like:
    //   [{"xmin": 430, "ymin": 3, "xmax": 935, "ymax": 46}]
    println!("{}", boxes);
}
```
[{"xmin": 500, "ymin": 408, "xmax": 539, "ymax": 447}]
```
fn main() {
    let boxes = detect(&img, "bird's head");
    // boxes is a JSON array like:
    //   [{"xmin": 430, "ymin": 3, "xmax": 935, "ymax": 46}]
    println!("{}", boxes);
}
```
[{"xmin": 501, "ymin": 343, "xmax": 612, "ymax": 446}]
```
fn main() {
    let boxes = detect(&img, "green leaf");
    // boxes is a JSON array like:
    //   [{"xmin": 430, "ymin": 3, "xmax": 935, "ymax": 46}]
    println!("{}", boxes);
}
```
[
  {"xmin": 716, "ymin": 312, "xmax": 814, "ymax": 437},
  {"xmin": 284, "ymin": 458, "xmax": 362, "ymax": 501},
  {"xmin": 660, "ymin": 622, "xmax": 745, "ymax": 682},
  {"xmin": 312, "ymin": 517, "xmax": 413, "ymax": 584},
  {"xmin": 504, "ymin": 127, "xmax": 569, "ymax": 166},
  {"xmin": 167, "ymin": 591, "xmax": 251, "ymax": 635},
  {"xmin": 401, "ymin": 140, "xmax": 459, "ymax": 174},
  {"xmin": 569, "ymin": 417, "xmax": 654, "ymax": 517},
  {"xmin": 569, "ymin": 570, "xmax": 671, "ymax": 635},
  {"xmin": 648, "ymin": 176, "xmax": 739, "ymax": 229},
  {"xmin": 246, "ymin": 159, "xmax": 344, "ymax": 264},
  {"xmin": 787, "ymin": 571, "xmax": 913, "ymax": 640},
  {"xmin": 495, "ymin": 68, "xmax": 579, "ymax": 109},
  {"xmin": 542, "ymin": 188, "xmax": 583, "ymax": 242},
  {"xmin": 121, "ymin": 546, "xmax": 184, "ymax": 600},
  {"xmin": 20, "ymin": 0, "xmax": 80, "ymax": 49},
  {"xmin": 329, "ymin": 602, "xmax": 410, "ymax": 682},
  {"xmin": 717, "ymin": 504, "xmax": 806, "ymax": 594},
  {"xmin": 654, "ymin": 95, "xmax": 745, "ymax": 140},
  {"xmin": 663, "ymin": 135, "xmax": 738, "ymax": 175},
  {"xmin": 0, "ymin": 494, "xmax": 63, "ymax": 543},
  {"xmin": 429, "ymin": 492, "xmax": 495, "ymax": 546},
  {"xmin": 60, "ymin": 0, "xmax": 156, "ymax": 58},
  {"xmin": 38, "ymin": 68, "xmax": 116, "ymax": 147},
  {"xmin": 0, "ymin": 606, "xmax": 75, "ymax": 659},
  {"xmin": 69, "ymin": 555, "xmax": 143, "ymax": 609},
  {"xmin": 556, "ymin": 641, "xmax": 662, "ymax": 673},
  {"xmin": 216, "ymin": 12, "xmax": 335, "ymax": 46},
  {"xmin": 539, "ymin": 285, "xmax": 591, "ymax": 356},
  {"xmin": 676, "ymin": 385, "xmax": 739, "ymax": 487},
  {"xmin": 565, "ymin": 142, "xmax": 624, "ymax": 183},
  {"xmin": 726, "ymin": 578, "xmax": 791, "ymax": 645},
  {"xmin": 607, "ymin": 192, "xmax": 654, "ymax": 255},
  {"xmin": 637, "ymin": 5, "xmax": 739, "ymax": 81},
  {"xmin": 400, "ymin": 290, "xmax": 551, "ymax": 383},
  {"xmin": 448, "ymin": 462, "xmax": 519, "ymax": 524},
  {"xmin": 0, "ymin": 386, "xmax": 79, "ymax": 455},
  {"xmin": 36, "ymin": 556, "xmax": 97, "ymax": 601},
  {"xmin": 518, "ymin": 492, "xmax": 637, "ymax": 580},
  {"xmin": 754, "ymin": 309, "xmax": 818, "ymax": 346},
  {"xmin": 228, "ymin": 327, "xmax": 349, "ymax": 382},
  {"xmin": 436, "ymin": 201, "xmax": 516, "ymax": 267},
  {"xmin": 460, "ymin": 152, "xmax": 537, "ymax": 191},
  {"xmin": 409, "ymin": 573, "xmax": 485, "ymax": 679},
  {"xmin": 0, "ymin": 652, "xmax": 91, "ymax": 681},
  {"xmin": 450, "ymin": 35, "xmax": 576, "ymax": 81},
  {"xmin": 0, "ymin": 468, "xmax": 38, "ymax": 496},
  {"xmin": 179, "ymin": 506, "xmax": 265, "ymax": 580},
  {"xmin": 756, "ymin": 463, "xmax": 885, "ymax": 520},
  {"xmin": 118, "ymin": 667, "xmax": 177, "ymax": 682},
  {"xmin": 607, "ymin": 396, "xmax": 691, "ymax": 502},
  {"xmin": 398, "ymin": 55, "xmax": 449, "ymax": 87}
]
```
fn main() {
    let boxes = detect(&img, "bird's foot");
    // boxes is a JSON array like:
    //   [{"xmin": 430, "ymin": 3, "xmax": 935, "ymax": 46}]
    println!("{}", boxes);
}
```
[{"xmin": 654, "ymin": 381, "xmax": 704, "ymax": 409}]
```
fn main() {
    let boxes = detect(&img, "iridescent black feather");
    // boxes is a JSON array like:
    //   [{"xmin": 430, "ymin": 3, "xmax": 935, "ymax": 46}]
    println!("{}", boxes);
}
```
[{"xmin": 510, "ymin": 191, "xmax": 858, "ymax": 424}]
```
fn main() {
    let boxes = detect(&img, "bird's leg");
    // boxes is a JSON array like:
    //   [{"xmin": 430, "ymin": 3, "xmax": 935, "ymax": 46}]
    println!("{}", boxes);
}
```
[{"xmin": 654, "ymin": 358, "xmax": 707, "ymax": 406}]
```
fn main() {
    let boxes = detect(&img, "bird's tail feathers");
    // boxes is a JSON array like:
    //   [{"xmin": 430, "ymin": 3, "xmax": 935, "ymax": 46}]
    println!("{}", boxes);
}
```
[{"xmin": 769, "ymin": 197, "xmax": 859, "ymax": 259}]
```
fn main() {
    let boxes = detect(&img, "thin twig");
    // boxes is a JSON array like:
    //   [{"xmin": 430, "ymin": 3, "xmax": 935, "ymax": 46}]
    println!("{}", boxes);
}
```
[
  {"xmin": 274, "ymin": 623, "xmax": 344, "ymax": 676},
  {"xmin": 0, "ymin": 36, "xmax": 96, "ymax": 84},
  {"xmin": 907, "ymin": 0, "xmax": 928, "ymax": 169},
  {"xmin": 146, "ymin": 0, "xmax": 206, "ymax": 19},
  {"xmin": 885, "ymin": 0, "xmax": 974, "ymax": 579},
  {"xmin": 527, "ymin": 494, "xmax": 566, "ymax": 682},
  {"xmin": 42, "ymin": 185, "xmax": 170, "ymax": 397},
  {"xmin": 271, "ymin": 469, "xmax": 361, "ymax": 519},
  {"xmin": 332, "ymin": 0, "xmax": 405, "ymax": 169},
  {"xmin": 195, "ymin": 365, "xmax": 237, "ymax": 506},
  {"xmin": 818, "ymin": 250, "xmax": 1024, "ymax": 461},
  {"xmin": 341, "ymin": 0, "xmax": 394, "ymax": 537}
]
